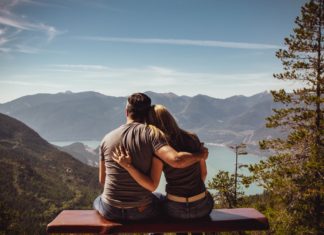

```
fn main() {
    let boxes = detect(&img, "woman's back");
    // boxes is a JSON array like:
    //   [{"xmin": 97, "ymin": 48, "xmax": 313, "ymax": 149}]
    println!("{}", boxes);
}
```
[{"xmin": 163, "ymin": 131, "xmax": 206, "ymax": 197}]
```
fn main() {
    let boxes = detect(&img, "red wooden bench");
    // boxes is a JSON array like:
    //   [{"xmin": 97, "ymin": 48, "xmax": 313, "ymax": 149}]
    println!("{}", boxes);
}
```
[{"xmin": 47, "ymin": 208, "xmax": 269, "ymax": 234}]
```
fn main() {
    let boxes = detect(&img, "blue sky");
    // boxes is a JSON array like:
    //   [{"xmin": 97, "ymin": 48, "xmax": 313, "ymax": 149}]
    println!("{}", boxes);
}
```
[{"xmin": 0, "ymin": 0, "xmax": 307, "ymax": 103}]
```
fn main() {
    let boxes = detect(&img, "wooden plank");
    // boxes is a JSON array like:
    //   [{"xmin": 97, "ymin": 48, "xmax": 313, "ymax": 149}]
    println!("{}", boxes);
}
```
[{"xmin": 47, "ymin": 208, "xmax": 269, "ymax": 234}]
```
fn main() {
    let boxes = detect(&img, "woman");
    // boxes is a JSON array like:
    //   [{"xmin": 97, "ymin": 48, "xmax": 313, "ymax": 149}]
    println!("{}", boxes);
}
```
[{"xmin": 113, "ymin": 104, "xmax": 214, "ymax": 219}]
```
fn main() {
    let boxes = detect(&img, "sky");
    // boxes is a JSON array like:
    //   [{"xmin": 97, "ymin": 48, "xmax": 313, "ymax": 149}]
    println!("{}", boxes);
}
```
[{"xmin": 0, "ymin": 0, "xmax": 308, "ymax": 103}]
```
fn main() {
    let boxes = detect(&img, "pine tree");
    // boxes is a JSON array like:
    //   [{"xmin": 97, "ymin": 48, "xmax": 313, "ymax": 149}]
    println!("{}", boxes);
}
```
[
  {"xmin": 249, "ymin": 0, "xmax": 323, "ymax": 233},
  {"xmin": 208, "ymin": 170, "xmax": 243, "ymax": 208}
]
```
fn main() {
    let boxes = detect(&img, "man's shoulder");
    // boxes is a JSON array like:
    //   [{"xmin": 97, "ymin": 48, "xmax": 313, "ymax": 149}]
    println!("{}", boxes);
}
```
[
  {"xmin": 101, "ymin": 125, "xmax": 127, "ymax": 144},
  {"xmin": 101, "ymin": 123, "xmax": 148, "ymax": 142},
  {"xmin": 122, "ymin": 122, "xmax": 150, "ymax": 133}
]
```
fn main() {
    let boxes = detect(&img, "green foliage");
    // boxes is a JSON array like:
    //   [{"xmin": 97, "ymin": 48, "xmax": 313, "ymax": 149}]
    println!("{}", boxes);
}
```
[
  {"xmin": 0, "ymin": 114, "xmax": 101, "ymax": 234},
  {"xmin": 248, "ymin": 0, "xmax": 324, "ymax": 233},
  {"xmin": 208, "ymin": 170, "xmax": 245, "ymax": 208}
]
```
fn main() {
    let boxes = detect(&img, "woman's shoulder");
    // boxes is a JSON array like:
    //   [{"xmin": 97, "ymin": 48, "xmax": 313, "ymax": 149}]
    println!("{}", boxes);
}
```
[
  {"xmin": 181, "ymin": 131, "xmax": 201, "ymax": 152},
  {"xmin": 182, "ymin": 131, "xmax": 200, "ymax": 142}
]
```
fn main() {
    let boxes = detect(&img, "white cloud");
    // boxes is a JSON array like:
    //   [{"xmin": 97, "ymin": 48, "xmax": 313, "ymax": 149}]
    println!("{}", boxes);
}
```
[
  {"xmin": 0, "ymin": 15, "xmax": 29, "ymax": 30},
  {"xmin": 0, "ymin": 47, "xmax": 11, "ymax": 52},
  {"xmin": 15, "ymin": 44, "xmax": 40, "ymax": 54},
  {"xmin": 80, "ymin": 37, "xmax": 281, "ymax": 50},
  {"xmin": 46, "ymin": 64, "xmax": 276, "ymax": 89},
  {"xmin": 42, "ymin": 64, "xmax": 303, "ymax": 97},
  {"xmin": 0, "ymin": 64, "xmax": 303, "ymax": 102},
  {"xmin": 0, "ymin": 37, "xmax": 9, "ymax": 45},
  {"xmin": 0, "ymin": 28, "xmax": 6, "ymax": 35},
  {"xmin": 0, "ymin": 0, "xmax": 62, "ymax": 54},
  {"xmin": 51, "ymin": 64, "xmax": 110, "ymax": 71},
  {"xmin": 0, "ymin": 80, "xmax": 64, "ymax": 88},
  {"xmin": 0, "ymin": 15, "xmax": 61, "ymax": 41},
  {"xmin": 0, "ymin": 0, "xmax": 59, "ymax": 13}
]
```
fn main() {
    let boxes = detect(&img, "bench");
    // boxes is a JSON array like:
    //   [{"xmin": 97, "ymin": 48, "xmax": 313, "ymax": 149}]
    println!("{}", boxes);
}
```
[{"xmin": 47, "ymin": 208, "xmax": 269, "ymax": 234}]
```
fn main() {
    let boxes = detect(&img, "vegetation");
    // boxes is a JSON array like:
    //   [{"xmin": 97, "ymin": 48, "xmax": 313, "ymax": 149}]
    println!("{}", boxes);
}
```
[
  {"xmin": 249, "ymin": 0, "xmax": 323, "ymax": 233},
  {"xmin": 0, "ymin": 113, "xmax": 101, "ymax": 234},
  {"xmin": 209, "ymin": 1, "xmax": 323, "ymax": 233},
  {"xmin": 208, "ymin": 170, "xmax": 245, "ymax": 209}
]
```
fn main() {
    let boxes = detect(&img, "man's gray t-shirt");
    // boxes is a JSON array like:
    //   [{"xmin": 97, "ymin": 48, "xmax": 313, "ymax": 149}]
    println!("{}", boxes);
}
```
[{"xmin": 100, "ymin": 122, "xmax": 167, "ymax": 207}]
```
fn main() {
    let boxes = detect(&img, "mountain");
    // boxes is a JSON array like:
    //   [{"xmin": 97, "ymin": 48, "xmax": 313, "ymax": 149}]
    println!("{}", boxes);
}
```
[
  {"xmin": 0, "ymin": 91, "xmax": 277, "ymax": 147},
  {"xmin": 0, "ymin": 113, "xmax": 100, "ymax": 234},
  {"xmin": 0, "ymin": 91, "xmax": 126, "ymax": 141},
  {"xmin": 57, "ymin": 142, "xmax": 99, "ymax": 167}
]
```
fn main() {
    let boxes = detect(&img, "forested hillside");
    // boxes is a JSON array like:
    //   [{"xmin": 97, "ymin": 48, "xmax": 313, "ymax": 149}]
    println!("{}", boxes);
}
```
[{"xmin": 0, "ymin": 113, "xmax": 101, "ymax": 234}]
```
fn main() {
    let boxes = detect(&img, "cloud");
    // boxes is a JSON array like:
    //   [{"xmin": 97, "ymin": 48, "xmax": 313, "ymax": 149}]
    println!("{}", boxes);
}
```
[
  {"xmin": 51, "ymin": 64, "xmax": 110, "ymax": 71},
  {"xmin": 0, "ymin": 15, "xmax": 60, "ymax": 41},
  {"xmin": 0, "ymin": 15, "xmax": 29, "ymax": 30},
  {"xmin": 15, "ymin": 44, "xmax": 40, "ymax": 54},
  {"xmin": 80, "ymin": 37, "xmax": 281, "ymax": 50},
  {"xmin": 0, "ymin": 0, "xmax": 59, "ymax": 14},
  {"xmin": 0, "ymin": 47, "xmax": 11, "ymax": 52},
  {"xmin": 0, "ymin": 0, "xmax": 61, "ymax": 54},
  {"xmin": 0, "ymin": 37, "xmax": 9, "ymax": 46},
  {"xmin": 45, "ymin": 64, "xmax": 303, "ymax": 95},
  {"xmin": 46, "ymin": 64, "xmax": 275, "ymax": 87},
  {"xmin": 0, "ymin": 79, "xmax": 64, "ymax": 88},
  {"xmin": 1, "ymin": 64, "xmax": 302, "ymax": 101}
]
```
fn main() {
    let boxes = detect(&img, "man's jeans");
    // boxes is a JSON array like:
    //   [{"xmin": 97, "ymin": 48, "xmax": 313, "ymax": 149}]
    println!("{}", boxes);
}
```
[
  {"xmin": 164, "ymin": 191, "xmax": 214, "ymax": 220},
  {"xmin": 93, "ymin": 195, "xmax": 161, "ymax": 221}
]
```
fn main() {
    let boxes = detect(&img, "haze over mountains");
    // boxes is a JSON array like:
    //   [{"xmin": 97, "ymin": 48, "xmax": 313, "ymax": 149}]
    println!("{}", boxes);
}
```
[
  {"xmin": 55, "ymin": 142, "xmax": 99, "ymax": 167},
  {"xmin": 0, "ymin": 91, "xmax": 279, "ymax": 148}
]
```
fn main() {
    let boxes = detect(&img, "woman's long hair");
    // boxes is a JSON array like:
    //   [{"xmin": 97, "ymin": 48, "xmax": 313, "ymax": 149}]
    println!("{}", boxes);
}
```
[{"xmin": 147, "ymin": 104, "xmax": 197, "ymax": 150}]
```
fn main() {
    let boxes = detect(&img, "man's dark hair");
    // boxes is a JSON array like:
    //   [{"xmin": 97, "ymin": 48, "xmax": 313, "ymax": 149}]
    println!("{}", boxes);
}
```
[{"xmin": 126, "ymin": 93, "xmax": 151, "ymax": 123}]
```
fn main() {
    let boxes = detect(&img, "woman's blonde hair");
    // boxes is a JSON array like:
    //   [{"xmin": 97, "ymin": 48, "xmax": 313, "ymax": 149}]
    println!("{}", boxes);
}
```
[{"xmin": 147, "ymin": 104, "xmax": 195, "ymax": 149}]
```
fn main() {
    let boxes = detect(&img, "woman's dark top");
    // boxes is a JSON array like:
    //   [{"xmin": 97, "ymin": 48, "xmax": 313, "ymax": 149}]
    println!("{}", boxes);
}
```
[{"xmin": 163, "ymin": 132, "xmax": 206, "ymax": 197}]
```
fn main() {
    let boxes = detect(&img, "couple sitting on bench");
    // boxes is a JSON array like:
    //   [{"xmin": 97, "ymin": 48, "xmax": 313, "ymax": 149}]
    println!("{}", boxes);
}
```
[{"xmin": 93, "ymin": 92, "xmax": 213, "ymax": 221}]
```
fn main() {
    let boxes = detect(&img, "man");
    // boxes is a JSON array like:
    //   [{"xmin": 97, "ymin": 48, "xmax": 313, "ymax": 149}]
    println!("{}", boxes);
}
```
[{"xmin": 93, "ymin": 93, "xmax": 208, "ymax": 221}]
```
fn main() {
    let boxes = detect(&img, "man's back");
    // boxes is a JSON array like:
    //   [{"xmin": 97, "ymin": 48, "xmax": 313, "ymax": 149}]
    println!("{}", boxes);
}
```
[{"xmin": 100, "ymin": 122, "xmax": 166, "ymax": 207}]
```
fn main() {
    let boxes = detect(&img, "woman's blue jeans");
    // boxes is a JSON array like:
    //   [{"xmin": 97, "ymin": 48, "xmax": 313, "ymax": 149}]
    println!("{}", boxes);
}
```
[{"xmin": 164, "ymin": 191, "xmax": 214, "ymax": 220}]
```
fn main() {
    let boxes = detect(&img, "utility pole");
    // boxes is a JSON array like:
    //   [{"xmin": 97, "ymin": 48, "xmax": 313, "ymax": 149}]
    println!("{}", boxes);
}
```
[{"xmin": 230, "ymin": 143, "xmax": 248, "ymax": 207}]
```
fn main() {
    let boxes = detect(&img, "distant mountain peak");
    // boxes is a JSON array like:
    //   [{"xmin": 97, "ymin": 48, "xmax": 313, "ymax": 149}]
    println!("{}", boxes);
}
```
[
  {"xmin": 249, "ymin": 91, "xmax": 271, "ymax": 98},
  {"xmin": 144, "ymin": 91, "xmax": 179, "ymax": 98},
  {"xmin": 254, "ymin": 90, "xmax": 269, "ymax": 95},
  {"xmin": 0, "ymin": 90, "xmax": 277, "ymax": 144}
]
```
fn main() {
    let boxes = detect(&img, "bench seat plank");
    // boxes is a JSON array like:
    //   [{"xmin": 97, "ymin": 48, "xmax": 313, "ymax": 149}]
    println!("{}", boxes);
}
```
[{"xmin": 47, "ymin": 208, "xmax": 269, "ymax": 234}]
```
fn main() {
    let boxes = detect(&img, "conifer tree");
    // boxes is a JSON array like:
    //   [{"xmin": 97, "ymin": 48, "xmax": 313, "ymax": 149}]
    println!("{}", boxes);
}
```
[
  {"xmin": 208, "ymin": 170, "xmax": 243, "ymax": 208},
  {"xmin": 249, "ymin": 0, "xmax": 323, "ymax": 233}
]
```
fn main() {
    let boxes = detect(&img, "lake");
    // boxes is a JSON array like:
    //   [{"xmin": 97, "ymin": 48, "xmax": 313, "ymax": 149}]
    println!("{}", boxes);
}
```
[{"xmin": 51, "ymin": 140, "xmax": 265, "ymax": 195}]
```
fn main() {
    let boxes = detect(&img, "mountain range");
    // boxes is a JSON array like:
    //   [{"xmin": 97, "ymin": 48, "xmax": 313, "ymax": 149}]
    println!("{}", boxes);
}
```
[
  {"xmin": 0, "ymin": 113, "xmax": 100, "ymax": 234},
  {"xmin": 56, "ymin": 142, "xmax": 99, "ymax": 167},
  {"xmin": 0, "ymin": 91, "xmax": 279, "ymax": 148}
]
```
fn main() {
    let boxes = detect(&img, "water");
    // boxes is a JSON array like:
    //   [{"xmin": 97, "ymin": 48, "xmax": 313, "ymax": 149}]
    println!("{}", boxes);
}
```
[
  {"xmin": 203, "ymin": 144, "xmax": 265, "ymax": 195},
  {"xmin": 51, "ymin": 140, "xmax": 265, "ymax": 195}
]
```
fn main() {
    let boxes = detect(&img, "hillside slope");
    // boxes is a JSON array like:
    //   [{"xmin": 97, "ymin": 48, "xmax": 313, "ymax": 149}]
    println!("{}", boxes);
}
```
[
  {"xmin": 57, "ymin": 142, "xmax": 99, "ymax": 167},
  {"xmin": 0, "ymin": 113, "xmax": 100, "ymax": 234}
]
